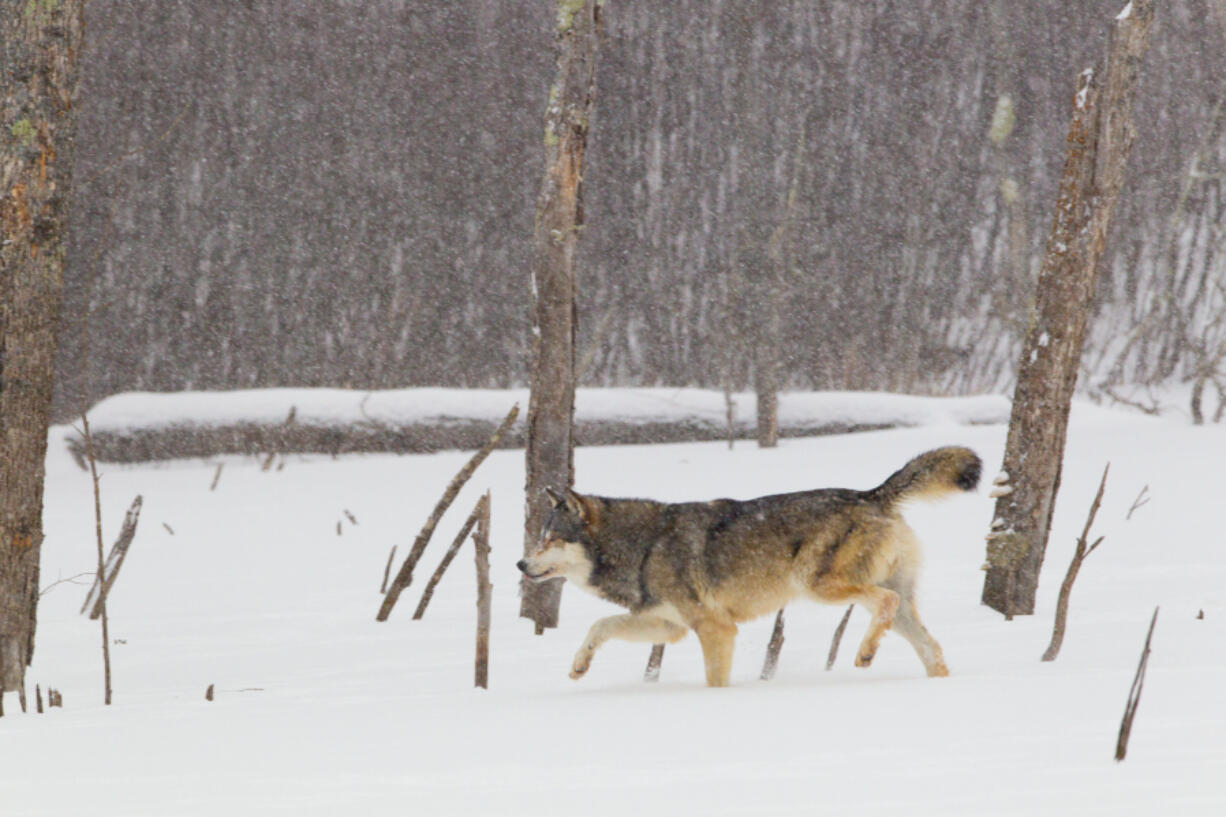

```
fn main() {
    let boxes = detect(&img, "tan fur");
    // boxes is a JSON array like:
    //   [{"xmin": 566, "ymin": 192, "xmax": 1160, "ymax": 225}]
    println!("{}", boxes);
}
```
[{"xmin": 521, "ymin": 446, "xmax": 979, "ymax": 686}]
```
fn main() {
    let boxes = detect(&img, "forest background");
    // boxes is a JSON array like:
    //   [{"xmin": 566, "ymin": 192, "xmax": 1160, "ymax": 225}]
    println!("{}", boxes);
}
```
[{"xmin": 54, "ymin": 0, "xmax": 1226, "ymax": 420}]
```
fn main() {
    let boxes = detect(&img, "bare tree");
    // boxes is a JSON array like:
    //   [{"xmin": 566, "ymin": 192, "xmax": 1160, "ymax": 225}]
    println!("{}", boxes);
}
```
[
  {"xmin": 521, "ymin": 0, "xmax": 604, "ymax": 633},
  {"xmin": 0, "ymin": 0, "xmax": 85, "ymax": 714},
  {"xmin": 982, "ymin": 1, "xmax": 1155, "ymax": 617}
]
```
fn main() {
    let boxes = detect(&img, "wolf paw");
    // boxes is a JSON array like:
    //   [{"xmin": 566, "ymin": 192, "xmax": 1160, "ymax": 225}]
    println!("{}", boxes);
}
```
[
  {"xmin": 570, "ymin": 651, "xmax": 592, "ymax": 680},
  {"xmin": 855, "ymin": 650, "xmax": 876, "ymax": 668}
]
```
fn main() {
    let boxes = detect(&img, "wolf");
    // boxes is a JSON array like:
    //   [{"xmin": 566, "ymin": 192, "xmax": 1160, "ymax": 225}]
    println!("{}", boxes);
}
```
[{"xmin": 517, "ymin": 446, "xmax": 981, "ymax": 687}]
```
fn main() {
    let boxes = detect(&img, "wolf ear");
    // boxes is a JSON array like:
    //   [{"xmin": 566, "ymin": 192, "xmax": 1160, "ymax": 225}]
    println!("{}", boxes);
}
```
[
  {"xmin": 544, "ymin": 486, "xmax": 596, "ymax": 524},
  {"xmin": 565, "ymin": 489, "xmax": 599, "ymax": 525}
]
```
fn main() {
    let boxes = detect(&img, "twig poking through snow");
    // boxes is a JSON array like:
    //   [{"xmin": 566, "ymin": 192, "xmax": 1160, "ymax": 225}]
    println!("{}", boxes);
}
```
[
  {"xmin": 761, "ymin": 609, "xmax": 786, "ymax": 680},
  {"xmin": 376, "ymin": 403, "xmax": 519, "ymax": 622},
  {"xmin": 412, "ymin": 495, "xmax": 488, "ymax": 620},
  {"xmin": 1115, "ymin": 607, "xmax": 1158, "ymax": 761},
  {"xmin": 1042, "ymin": 463, "xmax": 1109, "ymax": 662},
  {"xmin": 473, "ymin": 492, "xmax": 492, "ymax": 690},
  {"xmin": 81, "ymin": 494, "xmax": 144, "ymax": 620},
  {"xmin": 1126, "ymin": 485, "xmax": 1150, "ymax": 520},
  {"xmin": 826, "ymin": 605, "xmax": 855, "ymax": 670},
  {"xmin": 380, "ymin": 545, "xmax": 397, "ymax": 595},
  {"xmin": 644, "ymin": 644, "xmax": 665, "ymax": 682}
]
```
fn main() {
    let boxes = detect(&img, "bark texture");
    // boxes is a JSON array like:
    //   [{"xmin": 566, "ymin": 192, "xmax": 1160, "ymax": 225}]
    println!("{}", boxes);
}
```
[
  {"xmin": 0, "ymin": 0, "xmax": 85, "ymax": 701},
  {"xmin": 982, "ymin": 1, "xmax": 1154, "ymax": 616},
  {"xmin": 521, "ymin": 0, "xmax": 602, "ymax": 632}
]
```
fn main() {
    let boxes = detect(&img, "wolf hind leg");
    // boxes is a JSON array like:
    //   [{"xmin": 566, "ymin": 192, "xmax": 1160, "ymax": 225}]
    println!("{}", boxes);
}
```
[
  {"xmin": 883, "ymin": 581, "xmax": 948, "ymax": 677},
  {"xmin": 570, "ymin": 614, "xmax": 687, "ymax": 680},
  {"xmin": 810, "ymin": 582, "xmax": 900, "ymax": 669}
]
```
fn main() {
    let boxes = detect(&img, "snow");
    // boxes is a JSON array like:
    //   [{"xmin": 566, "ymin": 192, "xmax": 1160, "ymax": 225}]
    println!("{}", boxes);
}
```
[
  {"xmin": 1076, "ymin": 69, "xmax": 1094, "ymax": 110},
  {"xmin": 5, "ymin": 390, "xmax": 1225, "ymax": 815},
  {"xmin": 1116, "ymin": 1, "xmax": 1134, "ymax": 21}
]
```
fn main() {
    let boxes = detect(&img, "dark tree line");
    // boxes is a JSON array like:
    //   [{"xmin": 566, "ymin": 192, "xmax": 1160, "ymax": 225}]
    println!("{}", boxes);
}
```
[{"xmin": 52, "ymin": 0, "xmax": 1226, "ymax": 420}]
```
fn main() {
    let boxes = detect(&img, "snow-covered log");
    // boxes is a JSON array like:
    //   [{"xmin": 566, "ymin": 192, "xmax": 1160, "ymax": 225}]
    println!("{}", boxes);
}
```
[{"xmin": 66, "ymin": 388, "xmax": 1011, "ymax": 465}]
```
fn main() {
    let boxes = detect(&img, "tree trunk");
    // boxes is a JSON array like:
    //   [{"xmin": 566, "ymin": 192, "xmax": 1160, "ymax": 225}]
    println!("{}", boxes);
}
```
[
  {"xmin": 982, "ymin": 1, "xmax": 1154, "ymax": 616},
  {"xmin": 757, "ymin": 125, "xmax": 805, "ymax": 449},
  {"xmin": 0, "ymin": 0, "xmax": 85, "ymax": 706},
  {"xmin": 521, "ymin": 0, "xmax": 603, "ymax": 632}
]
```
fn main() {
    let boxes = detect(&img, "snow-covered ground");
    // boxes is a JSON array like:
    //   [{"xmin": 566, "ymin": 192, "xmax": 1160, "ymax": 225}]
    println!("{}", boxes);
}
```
[{"xmin": 3, "ymin": 392, "xmax": 1224, "ymax": 815}]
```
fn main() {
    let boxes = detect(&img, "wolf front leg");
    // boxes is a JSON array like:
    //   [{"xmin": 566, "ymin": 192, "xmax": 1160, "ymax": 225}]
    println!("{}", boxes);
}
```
[
  {"xmin": 692, "ymin": 617, "xmax": 738, "ymax": 687},
  {"xmin": 570, "ymin": 614, "xmax": 687, "ymax": 680}
]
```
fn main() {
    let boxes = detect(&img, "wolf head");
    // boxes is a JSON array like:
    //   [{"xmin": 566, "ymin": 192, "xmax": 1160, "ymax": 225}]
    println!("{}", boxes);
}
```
[{"xmin": 516, "ymin": 487, "xmax": 597, "ymax": 584}]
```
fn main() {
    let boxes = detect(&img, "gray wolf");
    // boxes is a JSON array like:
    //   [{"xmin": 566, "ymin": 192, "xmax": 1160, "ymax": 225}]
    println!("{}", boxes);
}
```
[{"xmin": 517, "ymin": 446, "xmax": 981, "ymax": 687}]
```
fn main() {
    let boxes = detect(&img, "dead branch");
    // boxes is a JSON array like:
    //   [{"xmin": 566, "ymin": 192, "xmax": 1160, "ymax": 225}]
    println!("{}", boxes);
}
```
[
  {"xmin": 1098, "ymin": 384, "xmax": 1162, "ymax": 416},
  {"xmin": 209, "ymin": 462, "xmax": 224, "ymax": 491},
  {"xmin": 1126, "ymin": 485, "xmax": 1150, "ymax": 520},
  {"xmin": 205, "ymin": 683, "xmax": 214, "ymax": 702},
  {"xmin": 380, "ymin": 545, "xmax": 397, "ymax": 595},
  {"xmin": 473, "ymin": 491, "xmax": 492, "ymax": 689},
  {"xmin": 35, "ymin": 685, "xmax": 43, "ymax": 714},
  {"xmin": 761, "ymin": 609, "xmax": 786, "ymax": 680},
  {"xmin": 413, "ymin": 495, "xmax": 488, "ymax": 620},
  {"xmin": 1042, "ymin": 463, "xmax": 1109, "ymax": 662},
  {"xmin": 1115, "ymin": 606, "xmax": 1159, "ymax": 761},
  {"xmin": 826, "ymin": 605, "xmax": 855, "ymax": 670},
  {"xmin": 40, "ymin": 572, "xmax": 96, "ymax": 597},
  {"xmin": 81, "ymin": 494, "xmax": 145, "ymax": 620},
  {"xmin": 377, "ymin": 403, "xmax": 518, "ymax": 621},
  {"xmin": 80, "ymin": 413, "xmax": 114, "ymax": 706},
  {"xmin": 823, "ymin": 598, "xmax": 853, "ymax": 667}
]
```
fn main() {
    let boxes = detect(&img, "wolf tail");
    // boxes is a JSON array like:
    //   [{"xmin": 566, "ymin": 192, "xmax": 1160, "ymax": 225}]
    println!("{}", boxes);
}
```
[{"xmin": 868, "ymin": 446, "xmax": 982, "ymax": 507}]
